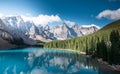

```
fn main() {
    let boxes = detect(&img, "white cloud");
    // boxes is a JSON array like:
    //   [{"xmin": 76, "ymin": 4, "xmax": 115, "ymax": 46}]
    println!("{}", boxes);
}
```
[
  {"xmin": 64, "ymin": 20, "xmax": 75, "ymax": 25},
  {"xmin": 21, "ymin": 14, "xmax": 62, "ymax": 25},
  {"xmin": 64, "ymin": 20, "xmax": 76, "ymax": 27},
  {"xmin": 82, "ymin": 24, "xmax": 101, "ymax": 29},
  {"xmin": 0, "ymin": 13, "xmax": 62, "ymax": 25},
  {"xmin": 96, "ymin": 8, "xmax": 120, "ymax": 20},
  {"xmin": 0, "ymin": 13, "xmax": 100, "ymax": 28},
  {"xmin": 0, "ymin": 13, "xmax": 4, "ymax": 18}
]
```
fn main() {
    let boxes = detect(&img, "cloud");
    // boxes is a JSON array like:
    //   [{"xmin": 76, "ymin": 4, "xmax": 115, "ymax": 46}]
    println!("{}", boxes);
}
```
[
  {"xmin": 64, "ymin": 20, "xmax": 76, "ymax": 25},
  {"xmin": 64, "ymin": 20, "xmax": 76, "ymax": 27},
  {"xmin": 0, "ymin": 13, "xmax": 4, "ymax": 17},
  {"xmin": 82, "ymin": 24, "xmax": 101, "ymax": 29},
  {"xmin": 21, "ymin": 14, "xmax": 62, "ymax": 25},
  {"xmin": 0, "ymin": 13, "xmax": 62, "ymax": 25},
  {"xmin": 96, "ymin": 8, "xmax": 120, "ymax": 20},
  {"xmin": 0, "ymin": 13, "xmax": 100, "ymax": 28}
]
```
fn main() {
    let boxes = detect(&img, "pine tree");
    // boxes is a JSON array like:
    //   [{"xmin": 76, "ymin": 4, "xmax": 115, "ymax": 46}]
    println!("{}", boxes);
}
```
[{"xmin": 109, "ymin": 30, "xmax": 120, "ymax": 64}]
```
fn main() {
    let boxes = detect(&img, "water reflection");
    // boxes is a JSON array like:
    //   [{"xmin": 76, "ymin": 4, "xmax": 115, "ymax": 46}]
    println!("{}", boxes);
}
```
[{"xmin": 0, "ymin": 47, "xmax": 119, "ymax": 74}]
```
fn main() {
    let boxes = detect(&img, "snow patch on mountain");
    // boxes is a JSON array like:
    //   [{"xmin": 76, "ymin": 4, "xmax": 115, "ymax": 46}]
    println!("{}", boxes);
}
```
[
  {"xmin": 82, "ymin": 24, "xmax": 101, "ymax": 29},
  {"xmin": 0, "ymin": 15, "xmax": 100, "ymax": 43}
]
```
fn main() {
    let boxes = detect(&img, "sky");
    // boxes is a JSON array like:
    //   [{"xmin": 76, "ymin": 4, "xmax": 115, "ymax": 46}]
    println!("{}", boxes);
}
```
[{"xmin": 0, "ymin": 0, "xmax": 120, "ymax": 27}]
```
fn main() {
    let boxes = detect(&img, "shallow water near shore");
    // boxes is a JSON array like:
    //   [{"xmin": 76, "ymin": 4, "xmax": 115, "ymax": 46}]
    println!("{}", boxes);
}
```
[{"xmin": 0, "ymin": 47, "xmax": 119, "ymax": 74}]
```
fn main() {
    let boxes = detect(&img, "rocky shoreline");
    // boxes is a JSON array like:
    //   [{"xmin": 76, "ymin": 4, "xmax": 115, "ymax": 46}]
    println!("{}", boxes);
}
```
[
  {"xmin": 72, "ymin": 49, "xmax": 120, "ymax": 71},
  {"xmin": 96, "ymin": 58, "xmax": 120, "ymax": 71}
]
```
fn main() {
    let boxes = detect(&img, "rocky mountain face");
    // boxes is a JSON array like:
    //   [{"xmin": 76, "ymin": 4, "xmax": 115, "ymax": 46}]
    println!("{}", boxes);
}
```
[
  {"xmin": 1, "ymin": 16, "xmax": 37, "ymax": 45},
  {"xmin": 0, "ymin": 19, "xmax": 16, "ymax": 49},
  {"xmin": 0, "ymin": 30, "xmax": 16, "ymax": 49},
  {"xmin": 72, "ymin": 24, "xmax": 99, "ymax": 36},
  {"xmin": 50, "ymin": 23, "xmax": 77, "ymax": 40},
  {"xmin": 49, "ymin": 23, "xmax": 99, "ymax": 40},
  {"xmin": 0, "ymin": 15, "xmax": 100, "ymax": 46}
]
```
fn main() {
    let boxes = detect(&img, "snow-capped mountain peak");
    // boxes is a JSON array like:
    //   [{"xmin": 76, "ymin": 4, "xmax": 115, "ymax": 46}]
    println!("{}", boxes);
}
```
[{"xmin": 0, "ymin": 15, "xmax": 100, "ymax": 43}]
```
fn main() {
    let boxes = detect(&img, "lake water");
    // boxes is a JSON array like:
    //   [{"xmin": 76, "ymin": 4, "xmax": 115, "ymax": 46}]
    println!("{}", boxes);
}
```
[{"xmin": 0, "ymin": 47, "xmax": 119, "ymax": 74}]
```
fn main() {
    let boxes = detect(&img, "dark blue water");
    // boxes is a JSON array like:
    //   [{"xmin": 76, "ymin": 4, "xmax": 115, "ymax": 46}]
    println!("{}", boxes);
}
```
[{"xmin": 0, "ymin": 47, "xmax": 119, "ymax": 74}]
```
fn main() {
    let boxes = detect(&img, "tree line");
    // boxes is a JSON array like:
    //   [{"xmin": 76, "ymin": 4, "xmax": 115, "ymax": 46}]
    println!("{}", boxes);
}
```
[{"xmin": 44, "ymin": 29, "xmax": 120, "ymax": 64}]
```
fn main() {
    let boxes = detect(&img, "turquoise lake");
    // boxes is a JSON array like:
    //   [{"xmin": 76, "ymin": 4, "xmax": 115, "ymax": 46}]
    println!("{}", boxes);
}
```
[{"xmin": 0, "ymin": 47, "xmax": 119, "ymax": 74}]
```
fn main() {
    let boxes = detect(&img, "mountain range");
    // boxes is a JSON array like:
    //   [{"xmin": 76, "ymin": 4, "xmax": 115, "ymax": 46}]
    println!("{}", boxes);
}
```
[{"xmin": 0, "ymin": 15, "xmax": 100, "ymax": 48}]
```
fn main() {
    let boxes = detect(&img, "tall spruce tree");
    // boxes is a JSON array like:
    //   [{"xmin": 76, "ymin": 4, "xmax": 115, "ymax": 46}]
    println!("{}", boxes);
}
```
[{"xmin": 110, "ymin": 30, "xmax": 120, "ymax": 64}]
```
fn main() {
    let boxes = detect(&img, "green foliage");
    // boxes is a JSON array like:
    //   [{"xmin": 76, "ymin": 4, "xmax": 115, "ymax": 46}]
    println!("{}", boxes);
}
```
[
  {"xmin": 96, "ymin": 40, "xmax": 108, "ymax": 61},
  {"xmin": 44, "ymin": 20, "xmax": 120, "ymax": 64},
  {"xmin": 109, "ymin": 30, "xmax": 120, "ymax": 64}
]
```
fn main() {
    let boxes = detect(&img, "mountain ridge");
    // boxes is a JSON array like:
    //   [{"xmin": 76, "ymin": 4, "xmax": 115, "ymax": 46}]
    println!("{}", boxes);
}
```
[
  {"xmin": 44, "ymin": 19, "xmax": 120, "ymax": 49},
  {"xmin": 0, "ymin": 15, "xmax": 100, "ymax": 47}
]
